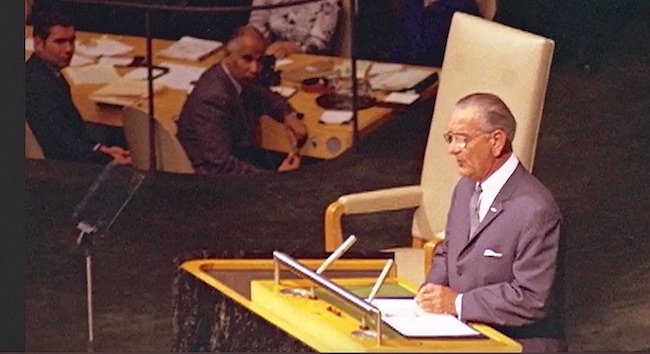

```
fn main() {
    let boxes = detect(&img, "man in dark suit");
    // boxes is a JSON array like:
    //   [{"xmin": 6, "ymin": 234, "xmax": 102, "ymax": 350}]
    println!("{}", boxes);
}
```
[
  {"xmin": 176, "ymin": 26, "xmax": 308, "ymax": 176},
  {"xmin": 25, "ymin": 8, "xmax": 131, "ymax": 165},
  {"xmin": 415, "ymin": 93, "xmax": 566, "ymax": 352}
]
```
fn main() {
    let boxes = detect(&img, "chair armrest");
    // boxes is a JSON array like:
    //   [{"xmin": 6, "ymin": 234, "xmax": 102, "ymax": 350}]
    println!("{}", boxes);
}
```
[
  {"xmin": 324, "ymin": 185, "xmax": 422, "ymax": 251},
  {"xmin": 423, "ymin": 231, "xmax": 445, "ymax": 276}
]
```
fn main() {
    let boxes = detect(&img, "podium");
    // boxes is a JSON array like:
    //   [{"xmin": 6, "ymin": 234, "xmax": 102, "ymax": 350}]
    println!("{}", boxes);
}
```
[{"xmin": 173, "ymin": 254, "xmax": 522, "ymax": 352}]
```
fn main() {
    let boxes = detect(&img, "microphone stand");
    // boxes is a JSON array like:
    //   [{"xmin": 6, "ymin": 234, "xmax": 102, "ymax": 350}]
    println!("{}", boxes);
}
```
[
  {"xmin": 144, "ymin": 9, "xmax": 157, "ymax": 172},
  {"xmin": 349, "ymin": 0, "xmax": 360, "ymax": 151},
  {"xmin": 76, "ymin": 224, "xmax": 98, "ymax": 352}
]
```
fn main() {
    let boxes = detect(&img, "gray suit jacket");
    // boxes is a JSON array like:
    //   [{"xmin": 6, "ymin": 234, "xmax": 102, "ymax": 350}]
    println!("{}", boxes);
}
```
[
  {"xmin": 176, "ymin": 63, "xmax": 294, "ymax": 175},
  {"xmin": 425, "ymin": 164, "xmax": 566, "ymax": 352}
]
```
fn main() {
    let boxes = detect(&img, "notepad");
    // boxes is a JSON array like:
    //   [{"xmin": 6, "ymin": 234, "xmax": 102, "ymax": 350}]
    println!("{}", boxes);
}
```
[
  {"xmin": 369, "ymin": 298, "xmax": 482, "ymax": 338},
  {"xmin": 156, "ymin": 36, "xmax": 223, "ymax": 61}
]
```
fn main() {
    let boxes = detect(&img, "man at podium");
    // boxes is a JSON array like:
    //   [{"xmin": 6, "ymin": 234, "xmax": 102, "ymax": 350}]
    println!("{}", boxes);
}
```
[{"xmin": 415, "ymin": 93, "xmax": 567, "ymax": 352}]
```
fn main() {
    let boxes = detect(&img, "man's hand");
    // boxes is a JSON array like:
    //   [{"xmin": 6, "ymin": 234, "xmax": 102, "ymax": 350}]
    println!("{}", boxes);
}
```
[
  {"xmin": 277, "ymin": 152, "xmax": 301, "ymax": 172},
  {"xmin": 100, "ymin": 145, "xmax": 132, "ymax": 166},
  {"xmin": 284, "ymin": 113, "xmax": 308, "ymax": 151},
  {"xmin": 415, "ymin": 283, "xmax": 458, "ymax": 316},
  {"xmin": 266, "ymin": 41, "xmax": 301, "ymax": 59}
]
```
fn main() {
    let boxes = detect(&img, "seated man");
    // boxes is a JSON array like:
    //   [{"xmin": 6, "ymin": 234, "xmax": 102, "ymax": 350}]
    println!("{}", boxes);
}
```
[
  {"xmin": 247, "ymin": 0, "xmax": 341, "ymax": 59},
  {"xmin": 415, "ymin": 93, "xmax": 566, "ymax": 352},
  {"xmin": 176, "ymin": 26, "xmax": 308, "ymax": 176},
  {"xmin": 25, "ymin": 8, "xmax": 131, "ymax": 165}
]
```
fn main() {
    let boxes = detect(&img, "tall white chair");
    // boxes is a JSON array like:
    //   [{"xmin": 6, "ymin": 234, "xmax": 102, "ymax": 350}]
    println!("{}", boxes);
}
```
[
  {"xmin": 122, "ymin": 105, "xmax": 194, "ymax": 174},
  {"xmin": 323, "ymin": 12, "xmax": 554, "ymax": 278}
]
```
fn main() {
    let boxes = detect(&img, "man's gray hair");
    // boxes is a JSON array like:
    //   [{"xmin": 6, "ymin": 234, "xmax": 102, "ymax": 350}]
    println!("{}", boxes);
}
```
[
  {"xmin": 456, "ymin": 92, "xmax": 517, "ymax": 142},
  {"xmin": 225, "ymin": 25, "xmax": 267, "ymax": 53}
]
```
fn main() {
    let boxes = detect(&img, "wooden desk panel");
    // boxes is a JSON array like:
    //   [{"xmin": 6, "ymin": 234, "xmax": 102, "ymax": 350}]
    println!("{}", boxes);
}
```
[{"xmin": 26, "ymin": 27, "xmax": 439, "ymax": 159}]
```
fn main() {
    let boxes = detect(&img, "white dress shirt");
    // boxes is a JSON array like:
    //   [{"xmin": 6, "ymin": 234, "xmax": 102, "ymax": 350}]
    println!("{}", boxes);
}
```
[{"xmin": 455, "ymin": 153, "xmax": 520, "ymax": 319}]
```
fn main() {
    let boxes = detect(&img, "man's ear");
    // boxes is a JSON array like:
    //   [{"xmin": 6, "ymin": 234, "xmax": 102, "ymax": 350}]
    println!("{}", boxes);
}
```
[
  {"xmin": 33, "ymin": 36, "xmax": 45, "ymax": 52},
  {"xmin": 490, "ymin": 129, "xmax": 507, "ymax": 157}
]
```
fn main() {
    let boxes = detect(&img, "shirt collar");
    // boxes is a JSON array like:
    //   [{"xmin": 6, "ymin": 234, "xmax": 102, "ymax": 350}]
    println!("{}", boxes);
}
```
[
  {"xmin": 477, "ymin": 153, "xmax": 519, "ymax": 198},
  {"xmin": 221, "ymin": 62, "xmax": 242, "ymax": 94}
]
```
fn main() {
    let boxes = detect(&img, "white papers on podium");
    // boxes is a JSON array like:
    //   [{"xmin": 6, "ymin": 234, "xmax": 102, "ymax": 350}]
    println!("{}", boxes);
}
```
[
  {"xmin": 156, "ymin": 36, "xmax": 223, "ymax": 61},
  {"xmin": 155, "ymin": 62, "xmax": 207, "ymax": 91},
  {"xmin": 369, "ymin": 298, "xmax": 481, "ymax": 338},
  {"xmin": 75, "ymin": 38, "xmax": 134, "ymax": 58},
  {"xmin": 64, "ymin": 64, "xmax": 121, "ymax": 85}
]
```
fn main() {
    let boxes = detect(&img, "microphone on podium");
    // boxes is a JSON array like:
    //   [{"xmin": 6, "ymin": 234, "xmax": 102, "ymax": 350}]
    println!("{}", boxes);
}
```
[
  {"xmin": 366, "ymin": 258, "xmax": 395, "ymax": 304},
  {"xmin": 316, "ymin": 234, "xmax": 358, "ymax": 275}
]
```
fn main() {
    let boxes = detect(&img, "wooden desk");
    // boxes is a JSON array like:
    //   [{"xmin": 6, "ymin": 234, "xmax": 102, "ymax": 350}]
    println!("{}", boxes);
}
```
[{"xmin": 26, "ymin": 27, "xmax": 439, "ymax": 160}]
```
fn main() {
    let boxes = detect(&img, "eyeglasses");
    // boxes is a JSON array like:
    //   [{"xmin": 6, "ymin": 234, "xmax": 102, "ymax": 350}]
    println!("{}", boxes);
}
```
[{"xmin": 443, "ymin": 132, "xmax": 486, "ymax": 150}]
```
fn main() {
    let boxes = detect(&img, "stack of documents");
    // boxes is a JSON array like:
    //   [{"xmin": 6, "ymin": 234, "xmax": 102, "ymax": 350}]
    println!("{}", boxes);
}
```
[
  {"xmin": 89, "ymin": 78, "xmax": 166, "ymax": 106},
  {"xmin": 156, "ymin": 36, "xmax": 223, "ymax": 61},
  {"xmin": 369, "ymin": 298, "xmax": 482, "ymax": 338}
]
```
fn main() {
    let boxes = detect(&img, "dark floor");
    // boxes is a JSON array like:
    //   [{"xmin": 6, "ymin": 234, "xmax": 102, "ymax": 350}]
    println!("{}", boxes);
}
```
[{"xmin": 24, "ymin": 2, "xmax": 650, "ymax": 352}]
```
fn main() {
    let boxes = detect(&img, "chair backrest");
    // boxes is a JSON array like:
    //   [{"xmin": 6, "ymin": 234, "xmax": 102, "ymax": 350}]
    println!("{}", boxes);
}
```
[
  {"xmin": 25, "ymin": 121, "xmax": 45, "ymax": 160},
  {"xmin": 122, "ymin": 105, "xmax": 194, "ymax": 174},
  {"xmin": 332, "ymin": 0, "xmax": 352, "ymax": 57},
  {"xmin": 412, "ymin": 12, "xmax": 554, "ymax": 241}
]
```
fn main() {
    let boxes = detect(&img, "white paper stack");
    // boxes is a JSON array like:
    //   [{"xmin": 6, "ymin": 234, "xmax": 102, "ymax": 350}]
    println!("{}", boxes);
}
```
[{"xmin": 156, "ymin": 36, "xmax": 223, "ymax": 61}]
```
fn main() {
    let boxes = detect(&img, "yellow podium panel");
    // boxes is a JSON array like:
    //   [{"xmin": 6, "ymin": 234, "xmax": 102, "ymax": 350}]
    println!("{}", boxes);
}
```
[{"xmin": 179, "ymin": 258, "xmax": 522, "ymax": 352}]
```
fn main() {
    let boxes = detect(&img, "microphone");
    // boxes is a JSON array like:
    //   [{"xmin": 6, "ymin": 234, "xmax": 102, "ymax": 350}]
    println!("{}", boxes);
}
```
[
  {"xmin": 316, "ymin": 234, "xmax": 357, "ymax": 275},
  {"xmin": 366, "ymin": 258, "xmax": 394, "ymax": 304}
]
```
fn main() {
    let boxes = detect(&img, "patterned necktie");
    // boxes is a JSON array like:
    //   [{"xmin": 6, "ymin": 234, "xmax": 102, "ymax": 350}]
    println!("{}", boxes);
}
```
[{"xmin": 469, "ymin": 183, "xmax": 482, "ymax": 237}]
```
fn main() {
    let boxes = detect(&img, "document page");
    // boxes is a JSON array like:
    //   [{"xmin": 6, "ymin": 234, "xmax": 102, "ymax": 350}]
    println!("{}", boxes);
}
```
[
  {"xmin": 369, "ymin": 298, "xmax": 482, "ymax": 338},
  {"xmin": 156, "ymin": 36, "xmax": 223, "ymax": 61}
]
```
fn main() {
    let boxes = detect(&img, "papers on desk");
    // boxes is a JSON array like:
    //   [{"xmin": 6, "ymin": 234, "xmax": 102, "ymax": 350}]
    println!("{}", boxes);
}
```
[
  {"xmin": 123, "ymin": 67, "xmax": 167, "ymax": 81},
  {"xmin": 369, "ymin": 68, "xmax": 435, "ymax": 92},
  {"xmin": 270, "ymin": 86, "xmax": 297, "ymax": 98},
  {"xmin": 69, "ymin": 54, "xmax": 94, "ymax": 67},
  {"xmin": 335, "ymin": 59, "xmax": 373, "ymax": 79},
  {"xmin": 98, "ymin": 56, "xmax": 134, "ymax": 66},
  {"xmin": 382, "ymin": 92, "xmax": 420, "ymax": 105},
  {"xmin": 75, "ymin": 38, "xmax": 134, "ymax": 58},
  {"xmin": 156, "ymin": 36, "xmax": 223, "ymax": 61},
  {"xmin": 89, "ymin": 78, "xmax": 166, "ymax": 106},
  {"xmin": 369, "ymin": 298, "xmax": 482, "ymax": 338},
  {"xmin": 319, "ymin": 110, "xmax": 353, "ymax": 124},
  {"xmin": 155, "ymin": 62, "xmax": 207, "ymax": 91},
  {"xmin": 64, "ymin": 64, "xmax": 121, "ymax": 85}
]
